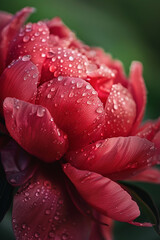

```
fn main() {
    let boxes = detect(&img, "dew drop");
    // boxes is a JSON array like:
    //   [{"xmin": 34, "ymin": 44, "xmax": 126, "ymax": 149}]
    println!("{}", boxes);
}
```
[
  {"xmin": 23, "ymin": 36, "xmax": 30, "ymax": 43},
  {"xmin": 37, "ymin": 107, "xmax": 45, "ymax": 117},
  {"xmin": 22, "ymin": 55, "xmax": 31, "ymax": 61}
]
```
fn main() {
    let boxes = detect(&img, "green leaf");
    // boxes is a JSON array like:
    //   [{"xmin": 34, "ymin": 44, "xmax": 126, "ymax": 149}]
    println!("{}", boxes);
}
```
[{"xmin": 120, "ymin": 181, "xmax": 160, "ymax": 235}]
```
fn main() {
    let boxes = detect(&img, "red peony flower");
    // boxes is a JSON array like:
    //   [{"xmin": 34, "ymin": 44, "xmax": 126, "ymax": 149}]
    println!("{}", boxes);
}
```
[{"xmin": 0, "ymin": 7, "xmax": 160, "ymax": 240}]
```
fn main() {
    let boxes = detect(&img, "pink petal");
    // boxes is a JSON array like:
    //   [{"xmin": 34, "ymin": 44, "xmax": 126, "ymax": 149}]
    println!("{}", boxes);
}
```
[
  {"xmin": 66, "ymin": 136, "xmax": 158, "ymax": 180},
  {"xmin": 0, "ymin": 58, "xmax": 39, "ymax": 115},
  {"xmin": 37, "ymin": 77, "xmax": 105, "ymax": 149},
  {"xmin": 12, "ymin": 166, "xmax": 91, "ymax": 240},
  {"xmin": 82, "ymin": 47, "xmax": 128, "ymax": 87},
  {"xmin": 1, "ymin": 140, "xmax": 37, "ymax": 186},
  {"xmin": 7, "ymin": 21, "xmax": 49, "ymax": 72},
  {"xmin": 90, "ymin": 215, "xmax": 113, "ymax": 240},
  {"xmin": 0, "ymin": 11, "xmax": 12, "ymax": 32},
  {"xmin": 105, "ymin": 84, "xmax": 136, "ymax": 137},
  {"xmin": 127, "ymin": 167, "xmax": 160, "ymax": 184},
  {"xmin": 136, "ymin": 118, "xmax": 160, "ymax": 148},
  {"xmin": 63, "ymin": 164, "xmax": 140, "ymax": 222},
  {"xmin": 129, "ymin": 62, "xmax": 147, "ymax": 133},
  {"xmin": 3, "ymin": 98, "xmax": 68, "ymax": 162},
  {"xmin": 41, "ymin": 48, "xmax": 89, "ymax": 83},
  {"xmin": 47, "ymin": 17, "xmax": 75, "ymax": 39},
  {"xmin": 0, "ymin": 7, "xmax": 34, "ymax": 72}
]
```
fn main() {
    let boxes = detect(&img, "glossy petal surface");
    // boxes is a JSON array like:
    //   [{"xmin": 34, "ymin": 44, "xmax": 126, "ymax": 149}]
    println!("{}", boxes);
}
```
[
  {"xmin": 37, "ymin": 77, "xmax": 105, "ymax": 149},
  {"xmin": 129, "ymin": 62, "xmax": 146, "ymax": 133},
  {"xmin": 7, "ymin": 21, "xmax": 49, "ymax": 72},
  {"xmin": 12, "ymin": 166, "xmax": 91, "ymax": 240},
  {"xmin": 63, "ymin": 164, "xmax": 140, "ymax": 222},
  {"xmin": 66, "ymin": 136, "xmax": 158, "ymax": 180},
  {"xmin": 0, "ymin": 59, "xmax": 39, "ymax": 114},
  {"xmin": 0, "ymin": 7, "xmax": 34, "ymax": 72},
  {"xmin": 3, "ymin": 98, "xmax": 68, "ymax": 162},
  {"xmin": 105, "ymin": 83, "xmax": 136, "ymax": 137}
]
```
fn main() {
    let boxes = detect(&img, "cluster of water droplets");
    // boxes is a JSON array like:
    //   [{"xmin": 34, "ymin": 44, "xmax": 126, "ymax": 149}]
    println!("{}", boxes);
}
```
[{"xmin": 105, "ymin": 83, "xmax": 136, "ymax": 136}]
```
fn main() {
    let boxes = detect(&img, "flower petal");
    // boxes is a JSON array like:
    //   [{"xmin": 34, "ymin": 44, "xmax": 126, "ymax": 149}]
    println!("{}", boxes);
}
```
[
  {"xmin": 37, "ymin": 77, "xmax": 105, "ymax": 149},
  {"xmin": 129, "ymin": 62, "xmax": 147, "ymax": 133},
  {"xmin": 105, "ymin": 83, "xmax": 136, "ymax": 137},
  {"xmin": 12, "ymin": 165, "xmax": 91, "ymax": 240},
  {"xmin": 1, "ymin": 140, "xmax": 37, "ymax": 186},
  {"xmin": 127, "ymin": 168, "xmax": 160, "ymax": 184},
  {"xmin": 41, "ymin": 48, "xmax": 89, "ymax": 83},
  {"xmin": 136, "ymin": 118, "xmax": 160, "ymax": 147},
  {"xmin": 0, "ymin": 11, "xmax": 12, "ymax": 32},
  {"xmin": 63, "ymin": 164, "xmax": 140, "ymax": 222},
  {"xmin": 0, "ymin": 58, "xmax": 39, "ymax": 114},
  {"xmin": 90, "ymin": 215, "xmax": 113, "ymax": 240},
  {"xmin": 66, "ymin": 136, "xmax": 158, "ymax": 180},
  {"xmin": 7, "ymin": 21, "xmax": 49, "ymax": 72},
  {"xmin": 3, "ymin": 98, "xmax": 68, "ymax": 162},
  {"xmin": 0, "ymin": 7, "xmax": 34, "ymax": 72}
]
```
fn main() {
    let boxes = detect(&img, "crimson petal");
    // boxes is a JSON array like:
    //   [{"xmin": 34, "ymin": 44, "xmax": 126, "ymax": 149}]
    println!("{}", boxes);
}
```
[
  {"xmin": 63, "ymin": 164, "xmax": 140, "ymax": 222},
  {"xmin": 37, "ymin": 77, "xmax": 105, "ymax": 149},
  {"xmin": 0, "ymin": 58, "xmax": 39, "ymax": 114},
  {"xmin": 127, "ymin": 168, "xmax": 160, "ymax": 184},
  {"xmin": 41, "ymin": 48, "xmax": 89, "ymax": 83},
  {"xmin": 0, "ymin": 7, "xmax": 34, "ymax": 72},
  {"xmin": 129, "ymin": 62, "xmax": 147, "ymax": 133},
  {"xmin": 136, "ymin": 118, "xmax": 160, "ymax": 145},
  {"xmin": 1, "ymin": 140, "xmax": 37, "ymax": 186},
  {"xmin": 3, "ymin": 98, "xmax": 68, "ymax": 162},
  {"xmin": 7, "ymin": 21, "xmax": 49, "ymax": 72},
  {"xmin": 12, "ymin": 165, "xmax": 91, "ymax": 240},
  {"xmin": 105, "ymin": 83, "xmax": 136, "ymax": 137},
  {"xmin": 66, "ymin": 136, "xmax": 158, "ymax": 180}
]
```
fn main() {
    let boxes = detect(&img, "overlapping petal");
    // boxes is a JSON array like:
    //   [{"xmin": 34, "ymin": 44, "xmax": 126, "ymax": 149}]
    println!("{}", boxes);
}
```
[
  {"xmin": 0, "ymin": 58, "xmax": 39, "ymax": 114},
  {"xmin": 12, "ymin": 165, "xmax": 91, "ymax": 240},
  {"xmin": 66, "ymin": 136, "xmax": 158, "ymax": 180},
  {"xmin": 0, "ymin": 7, "xmax": 34, "ymax": 72},
  {"xmin": 127, "ymin": 167, "xmax": 160, "ymax": 183},
  {"xmin": 37, "ymin": 77, "xmax": 105, "ymax": 149},
  {"xmin": 1, "ymin": 140, "xmax": 37, "ymax": 186},
  {"xmin": 3, "ymin": 98, "xmax": 68, "ymax": 162},
  {"xmin": 129, "ymin": 62, "xmax": 147, "ymax": 133},
  {"xmin": 136, "ymin": 118, "xmax": 160, "ymax": 147},
  {"xmin": 7, "ymin": 21, "xmax": 49, "ymax": 72},
  {"xmin": 41, "ymin": 48, "xmax": 89, "ymax": 83},
  {"xmin": 63, "ymin": 163, "xmax": 140, "ymax": 222},
  {"xmin": 105, "ymin": 83, "xmax": 136, "ymax": 137}
]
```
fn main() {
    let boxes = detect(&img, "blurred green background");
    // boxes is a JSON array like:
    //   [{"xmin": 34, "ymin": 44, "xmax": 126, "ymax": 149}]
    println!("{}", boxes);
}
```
[{"xmin": 0, "ymin": 0, "xmax": 160, "ymax": 239}]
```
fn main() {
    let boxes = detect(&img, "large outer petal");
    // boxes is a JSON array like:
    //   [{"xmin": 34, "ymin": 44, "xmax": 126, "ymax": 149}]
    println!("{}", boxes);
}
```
[
  {"xmin": 66, "ymin": 136, "xmax": 158, "ymax": 180},
  {"xmin": 105, "ymin": 83, "xmax": 136, "ymax": 137},
  {"xmin": 129, "ymin": 62, "xmax": 147, "ymax": 133},
  {"xmin": 63, "ymin": 164, "xmax": 140, "ymax": 222},
  {"xmin": 3, "ymin": 98, "xmax": 68, "ymax": 162},
  {"xmin": 7, "ymin": 21, "xmax": 49, "ymax": 72},
  {"xmin": 12, "ymin": 165, "xmax": 91, "ymax": 240},
  {"xmin": 0, "ymin": 58, "xmax": 39, "ymax": 114},
  {"xmin": 37, "ymin": 77, "xmax": 105, "ymax": 149},
  {"xmin": 0, "ymin": 7, "xmax": 34, "ymax": 72}
]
